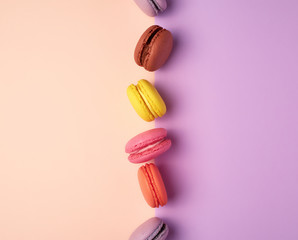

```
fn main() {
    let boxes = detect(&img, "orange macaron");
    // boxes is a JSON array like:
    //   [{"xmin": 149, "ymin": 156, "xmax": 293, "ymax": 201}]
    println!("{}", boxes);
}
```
[{"xmin": 138, "ymin": 163, "xmax": 168, "ymax": 208}]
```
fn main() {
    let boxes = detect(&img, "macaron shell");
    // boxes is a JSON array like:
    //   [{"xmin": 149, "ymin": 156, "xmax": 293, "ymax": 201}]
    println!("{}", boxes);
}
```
[
  {"xmin": 138, "ymin": 165, "xmax": 158, "ymax": 208},
  {"xmin": 129, "ymin": 217, "xmax": 163, "ymax": 240},
  {"xmin": 156, "ymin": 223, "xmax": 169, "ymax": 240},
  {"xmin": 148, "ymin": 163, "xmax": 167, "ymax": 206},
  {"xmin": 134, "ymin": 25, "xmax": 161, "ymax": 67},
  {"xmin": 133, "ymin": 0, "xmax": 157, "ymax": 17},
  {"xmin": 137, "ymin": 79, "xmax": 166, "ymax": 117},
  {"xmin": 125, "ymin": 128, "xmax": 167, "ymax": 153},
  {"xmin": 138, "ymin": 164, "xmax": 167, "ymax": 208},
  {"xmin": 143, "ymin": 29, "xmax": 173, "ymax": 71},
  {"xmin": 155, "ymin": 0, "xmax": 167, "ymax": 11},
  {"xmin": 127, "ymin": 84, "xmax": 155, "ymax": 122},
  {"xmin": 128, "ymin": 139, "xmax": 172, "ymax": 163}
]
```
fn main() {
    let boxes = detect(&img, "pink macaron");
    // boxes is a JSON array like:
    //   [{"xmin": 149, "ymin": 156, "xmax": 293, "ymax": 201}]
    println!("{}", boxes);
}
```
[
  {"xmin": 134, "ymin": 0, "xmax": 167, "ymax": 17},
  {"xmin": 125, "ymin": 128, "xmax": 172, "ymax": 164}
]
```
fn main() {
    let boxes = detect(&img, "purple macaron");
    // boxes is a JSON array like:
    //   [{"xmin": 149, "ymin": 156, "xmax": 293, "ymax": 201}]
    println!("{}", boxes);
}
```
[
  {"xmin": 134, "ymin": 0, "xmax": 167, "ymax": 17},
  {"xmin": 129, "ymin": 217, "xmax": 169, "ymax": 240}
]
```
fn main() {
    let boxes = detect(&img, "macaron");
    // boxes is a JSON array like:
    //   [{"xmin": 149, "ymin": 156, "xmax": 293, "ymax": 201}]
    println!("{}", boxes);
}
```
[
  {"xmin": 134, "ymin": 0, "xmax": 167, "ymax": 17},
  {"xmin": 129, "ymin": 217, "xmax": 169, "ymax": 240},
  {"xmin": 126, "ymin": 128, "xmax": 171, "ymax": 163},
  {"xmin": 138, "ymin": 163, "xmax": 168, "ymax": 208},
  {"xmin": 127, "ymin": 79, "xmax": 166, "ymax": 122},
  {"xmin": 134, "ymin": 25, "xmax": 173, "ymax": 72}
]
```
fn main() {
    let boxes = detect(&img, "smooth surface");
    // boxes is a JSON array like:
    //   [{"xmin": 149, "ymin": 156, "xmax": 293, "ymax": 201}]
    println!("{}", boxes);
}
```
[
  {"xmin": 155, "ymin": 0, "xmax": 298, "ymax": 240},
  {"xmin": 155, "ymin": 0, "xmax": 168, "ymax": 12},
  {"xmin": 0, "ymin": 1, "xmax": 154, "ymax": 239}
]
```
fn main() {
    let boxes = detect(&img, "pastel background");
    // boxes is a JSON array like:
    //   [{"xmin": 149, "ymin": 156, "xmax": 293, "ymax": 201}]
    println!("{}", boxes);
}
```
[
  {"xmin": 1, "ymin": 0, "xmax": 298, "ymax": 240},
  {"xmin": 156, "ymin": 0, "xmax": 298, "ymax": 240},
  {"xmin": 0, "ymin": 1, "xmax": 154, "ymax": 239}
]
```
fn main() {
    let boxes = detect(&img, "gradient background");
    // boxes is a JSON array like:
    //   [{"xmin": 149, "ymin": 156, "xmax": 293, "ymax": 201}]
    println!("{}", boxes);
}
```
[
  {"xmin": 156, "ymin": 0, "xmax": 298, "ymax": 240},
  {"xmin": 0, "ymin": 1, "xmax": 154, "ymax": 239},
  {"xmin": 1, "ymin": 0, "xmax": 298, "ymax": 240}
]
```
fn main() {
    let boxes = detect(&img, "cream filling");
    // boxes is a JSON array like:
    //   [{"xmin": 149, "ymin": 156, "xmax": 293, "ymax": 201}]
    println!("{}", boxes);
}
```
[
  {"xmin": 131, "ymin": 139, "xmax": 164, "ymax": 155},
  {"xmin": 151, "ymin": 223, "xmax": 167, "ymax": 240}
]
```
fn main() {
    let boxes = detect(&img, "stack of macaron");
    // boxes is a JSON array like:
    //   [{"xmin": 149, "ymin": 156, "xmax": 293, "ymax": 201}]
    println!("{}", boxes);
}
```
[{"xmin": 128, "ymin": 0, "xmax": 172, "ymax": 239}]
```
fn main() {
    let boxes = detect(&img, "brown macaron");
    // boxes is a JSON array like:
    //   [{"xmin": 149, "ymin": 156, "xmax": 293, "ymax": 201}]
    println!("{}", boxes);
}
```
[{"xmin": 134, "ymin": 25, "xmax": 173, "ymax": 72}]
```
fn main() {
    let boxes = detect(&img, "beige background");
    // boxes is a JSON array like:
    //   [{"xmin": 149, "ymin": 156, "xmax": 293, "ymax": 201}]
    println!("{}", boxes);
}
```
[{"xmin": 0, "ymin": 1, "xmax": 154, "ymax": 239}]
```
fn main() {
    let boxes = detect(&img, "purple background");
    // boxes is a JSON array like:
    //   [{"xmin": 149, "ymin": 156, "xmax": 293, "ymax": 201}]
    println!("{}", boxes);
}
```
[{"xmin": 155, "ymin": 1, "xmax": 298, "ymax": 239}]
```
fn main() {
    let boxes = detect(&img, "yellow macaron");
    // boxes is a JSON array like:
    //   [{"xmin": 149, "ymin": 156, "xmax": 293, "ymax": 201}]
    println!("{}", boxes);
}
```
[{"xmin": 127, "ymin": 79, "xmax": 166, "ymax": 122}]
